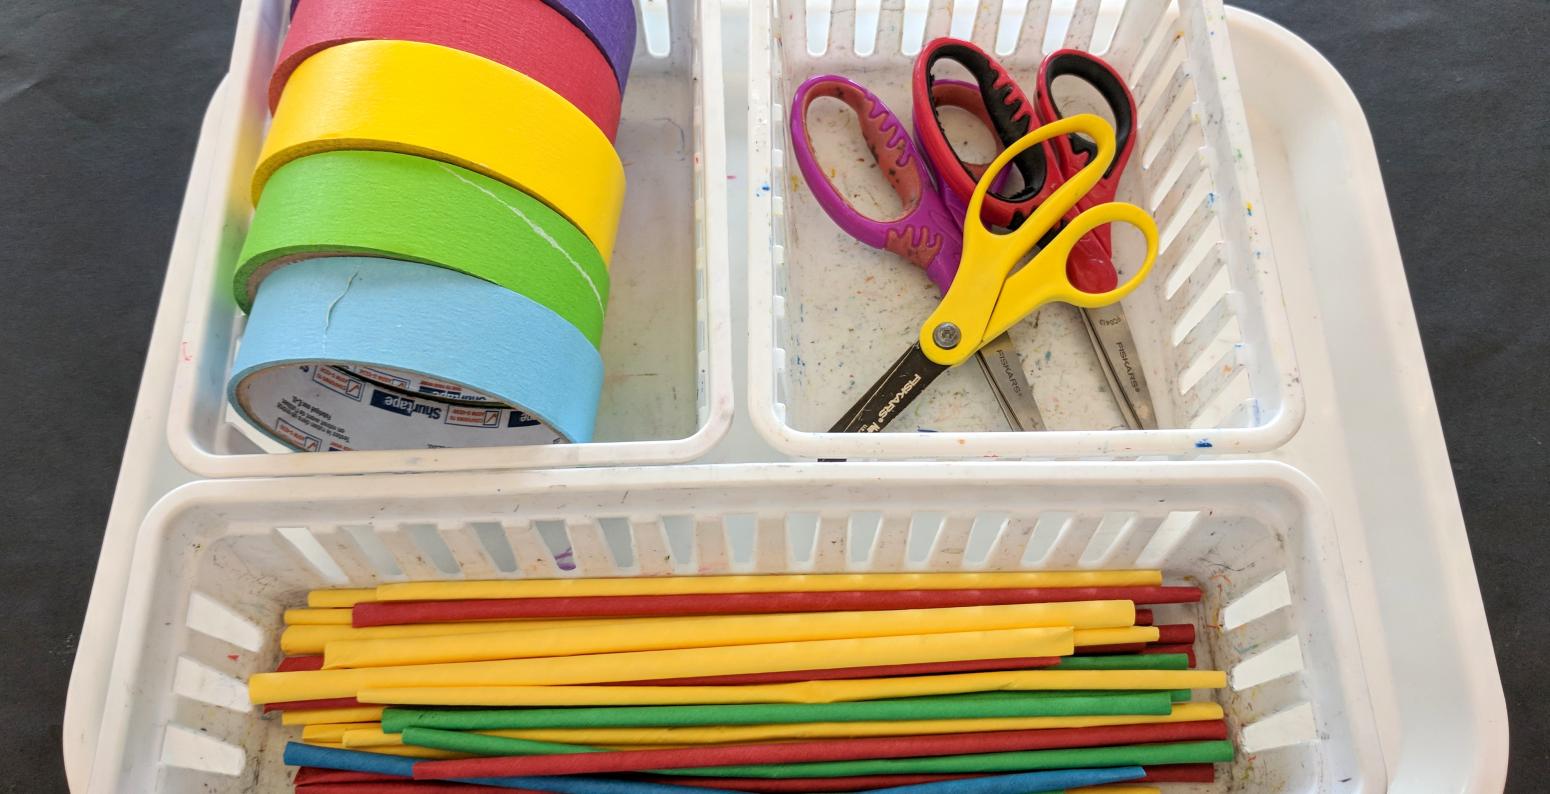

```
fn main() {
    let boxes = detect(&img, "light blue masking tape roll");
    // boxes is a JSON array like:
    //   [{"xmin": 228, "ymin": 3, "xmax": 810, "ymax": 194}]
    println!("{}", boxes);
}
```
[{"xmin": 229, "ymin": 257, "xmax": 602, "ymax": 450}]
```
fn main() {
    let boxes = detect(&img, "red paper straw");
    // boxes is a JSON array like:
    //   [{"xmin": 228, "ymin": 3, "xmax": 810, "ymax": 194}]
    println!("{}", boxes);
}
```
[
  {"xmin": 1133, "ymin": 609, "xmax": 1154, "ymax": 626},
  {"xmin": 1075, "ymin": 642, "xmax": 1147, "ymax": 655},
  {"xmin": 354, "ymin": 586, "xmax": 1203, "ymax": 626},
  {"xmin": 1137, "ymin": 763, "xmax": 1216, "ymax": 783},
  {"xmin": 1154, "ymin": 624, "xmax": 1196, "ymax": 644},
  {"xmin": 653, "ymin": 764, "xmax": 1215, "ymax": 792},
  {"xmin": 414, "ymin": 720, "xmax": 1227, "ymax": 779},
  {"xmin": 295, "ymin": 769, "xmax": 402, "ymax": 785},
  {"xmin": 279, "ymin": 656, "xmax": 327, "ymax": 672},
  {"xmin": 265, "ymin": 696, "xmax": 363, "ymax": 714},
  {"xmin": 649, "ymin": 773, "xmax": 979, "ymax": 791},
  {"xmin": 607, "ymin": 656, "xmax": 1061, "ymax": 686}
]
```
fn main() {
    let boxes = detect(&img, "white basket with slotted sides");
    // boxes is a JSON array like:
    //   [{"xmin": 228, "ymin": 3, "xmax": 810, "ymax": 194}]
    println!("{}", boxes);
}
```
[
  {"xmin": 748, "ymin": 0, "xmax": 1304, "ymax": 459},
  {"xmin": 88, "ymin": 462, "xmax": 1384, "ymax": 792},
  {"xmin": 165, "ymin": 0, "xmax": 732, "ymax": 477}
]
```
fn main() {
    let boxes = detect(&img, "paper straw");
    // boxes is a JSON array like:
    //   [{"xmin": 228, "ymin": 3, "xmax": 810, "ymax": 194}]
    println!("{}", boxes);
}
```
[
  {"xmin": 405, "ymin": 721, "xmax": 1226, "ymax": 777},
  {"xmin": 858, "ymin": 768, "xmax": 1145, "ymax": 793},
  {"xmin": 325, "ymin": 602, "xmax": 1129, "ymax": 669},
  {"xmin": 304, "ymin": 723, "xmax": 384, "ymax": 744},
  {"xmin": 266, "ymin": 696, "xmax": 362, "ymax": 713},
  {"xmin": 284, "ymin": 707, "xmax": 388, "ymax": 726},
  {"xmin": 354, "ymin": 586, "xmax": 1199, "ymax": 625},
  {"xmin": 359, "ymin": 668, "xmax": 1225, "ymax": 708},
  {"xmin": 1152, "ymin": 625, "xmax": 1195, "ymax": 644},
  {"xmin": 284, "ymin": 743, "xmax": 752, "ymax": 793},
  {"xmin": 1133, "ymin": 610, "xmax": 1154, "ymax": 626},
  {"xmin": 1072, "ymin": 628, "xmax": 1158, "ymax": 647},
  {"xmin": 311, "ymin": 588, "xmax": 380, "ymax": 608},
  {"xmin": 251, "ymin": 627, "xmax": 1077, "ymax": 704},
  {"xmin": 293, "ymin": 782, "xmax": 531, "ymax": 793},
  {"xmin": 1051, "ymin": 655, "xmax": 1187, "ymax": 671},
  {"xmin": 1067, "ymin": 787, "xmax": 1159, "ymax": 794},
  {"xmin": 285, "ymin": 621, "xmax": 623, "ymax": 655},
  {"xmin": 281, "ymin": 656, "xmax": 327, "ymax": 672},
  {"xmin": 287, "ymin": 608, "xmax": 354, "ymax": 625},
  {"xmin": 1141, "ymin": 645, "xmax": 1196, "ymax": 667},
  {"xmin": 296, "ymin": 768, "xmax": 403, "ymax": 785},
  {"xmin": 374, "ymin": 573, "xmax": 1163, "ymax": 602},
  {"xmin": 650, "ymin": 764, "xmax": 1213, "ymax": 792},
  {"xmin": 607, "ymin": 657, "xmax": 1061, "ymax": 686},
  {"xmin": 351, "ymin": 703, "xmax": 1221, "ymax": 748},
  {"xmin": 414, "ymin": 740, "xmax": 1234, "ymax": 780},
  {"xmin": 379, "ymin": 692, "xmax": 1175, "ymax": 734}
]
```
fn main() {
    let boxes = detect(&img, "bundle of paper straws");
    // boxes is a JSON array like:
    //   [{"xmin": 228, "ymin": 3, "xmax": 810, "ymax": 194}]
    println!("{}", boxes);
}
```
[{"xmin": 250, "ymin": 571, "xmax": 1232, "ymax": 793}]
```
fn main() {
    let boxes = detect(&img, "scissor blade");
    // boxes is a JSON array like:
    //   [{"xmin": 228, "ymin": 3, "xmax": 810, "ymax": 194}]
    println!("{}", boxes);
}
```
[
  {"xmin": 830, "ymin": 344, "xmax": 949, "ymax": 433},
  {"xmin": 975, "ymin": 335, "xmax": 1047, "ymax": 432},
  {"xmin": 1080, "ymin": 304, "xmax": 1159, "ymax": 430}
]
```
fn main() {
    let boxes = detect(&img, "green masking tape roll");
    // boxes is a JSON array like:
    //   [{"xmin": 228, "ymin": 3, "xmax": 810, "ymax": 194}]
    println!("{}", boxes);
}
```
[{"xmin": 234, "ymin": 150, "xmax": 610, "ymax": 347}]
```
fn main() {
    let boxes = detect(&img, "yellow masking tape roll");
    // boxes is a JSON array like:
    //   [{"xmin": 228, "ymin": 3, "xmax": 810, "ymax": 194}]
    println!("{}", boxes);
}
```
[
  {"xmin": 1073, "ymin": 626, "xmax": 1160, "ymax": 647},
  {"xmin": 249, "ymin": 627, "xmax": 1075, "ymax": 704},
  {"xmin": 255, "ymin": 40, "xmax": 625, "ymax": 260},
  {"xmin": 345, "ymin": 703, "xmax": 1224, "ymax": 747},
  {"xmin": 373, "ymin": 570, "xmax": 1164, "ymax": 601},
  {"xmin": 358, "ymin": 668, "xmax": 1227, "ymax": 707},
  {"xmin": 283, "ymin": 608, "xmax": 353, "ymax": 626},
  {"xmin": 308, "ymin": 589, "xmax": 378, "ymax": 608},
  {"xmin": 323, "ymin": 600, "xmax": 1133, "ymax": 669}
]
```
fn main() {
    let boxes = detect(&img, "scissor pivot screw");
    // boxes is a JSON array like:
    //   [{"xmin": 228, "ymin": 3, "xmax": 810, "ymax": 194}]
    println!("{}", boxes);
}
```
[{"xmin": 932, "ymin": 323, "xmax": 961, "ymax": 350}]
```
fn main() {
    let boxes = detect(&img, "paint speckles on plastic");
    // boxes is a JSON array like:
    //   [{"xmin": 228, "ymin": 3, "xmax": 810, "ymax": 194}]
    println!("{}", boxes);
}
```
[{"xmin": 1195, "ymin": 439, "xmax": 1214, "ymax": 448}]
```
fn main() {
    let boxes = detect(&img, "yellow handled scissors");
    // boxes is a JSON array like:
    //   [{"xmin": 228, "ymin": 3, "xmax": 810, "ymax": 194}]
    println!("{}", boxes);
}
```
[{"xmin": 830, "ymin": 113, "xmax": 1159, "ymax": 433}]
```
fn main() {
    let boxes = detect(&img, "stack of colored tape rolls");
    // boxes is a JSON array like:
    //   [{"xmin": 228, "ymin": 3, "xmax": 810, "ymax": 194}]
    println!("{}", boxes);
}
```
[
  {"xmin": 252, "ymin": 571, "xmax": 1234, "ymax": 793},
  {"xmin": 228, "ymin": 0, "xmax": 636, "ymax": 451}
]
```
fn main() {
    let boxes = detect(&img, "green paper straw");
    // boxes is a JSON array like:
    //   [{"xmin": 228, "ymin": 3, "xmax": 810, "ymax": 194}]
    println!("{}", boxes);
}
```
[
  {"xmin": 1052, "ymin": 655, "xmax": 1189, "ymax": 671},
  {"xmin": 381, "ymin": 691, "xmax": 1174, "ymax": 734},
  {"xmin": 398, "ymin": 728, "xmax": 1234, "ymax": 780}
]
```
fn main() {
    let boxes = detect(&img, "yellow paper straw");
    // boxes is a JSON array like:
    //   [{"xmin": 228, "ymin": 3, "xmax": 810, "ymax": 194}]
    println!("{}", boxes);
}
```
[
  {"xmin": 341, "ymin": 703, "xmax": 1223, "ymax": 748},
  {"xmin": 280, "ymin": 706, "xmax": 387, "ymax": 726},
  {"xmin": 359, "ymin": 668, "xmax": 1226, "ymax": 707},
  {"xmin": 1072, "ymin": 627, "xmax": 1159, "ymax": 647},
  {"xmin": 301, "ymin": 722, "xmax": 381, "ymax": 744},
  {"xmin": 282, "ymin": 619, "xmax": 637, "ymax": 654},
  {"xmin": 324, "ymin": 601, "xmax": 1133, "ymax": 669},
  {"xmin": 283, "ymin": 608, "xmax": 353, "ymax": 625},
  {"xmin": 374, "ymin": 571, "xmax": 1163, "ymax": 601},
  {"xmin": 308, "ymin": 588, "xmax": 379, "ymax": 608},
  {"xmin": 252, "ymin": 627, "xmax": 1075, "ymax": 704}
]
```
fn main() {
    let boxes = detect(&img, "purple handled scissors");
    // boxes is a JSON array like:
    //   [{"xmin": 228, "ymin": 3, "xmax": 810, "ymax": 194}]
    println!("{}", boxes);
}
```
[{"xmin": 789, "ymin": 74, "xmax": 1045, "ymax": 432}]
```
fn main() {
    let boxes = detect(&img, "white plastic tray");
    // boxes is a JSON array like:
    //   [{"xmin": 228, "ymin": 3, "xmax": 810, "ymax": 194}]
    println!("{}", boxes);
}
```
[
  {"xmin": 90, "ymin": 462, "xmax": 1382, "ymax": 793},
  {"xmin": 63, "ymin": 5, "xmax": 1507, "ymax": 791},
  {"xmin": 747, "ymin": 0, "xmax": 1306, "ymax": 459},
  {"xmin": 164, "ymin": 0, "xmax": 734, "ymax": 476}
]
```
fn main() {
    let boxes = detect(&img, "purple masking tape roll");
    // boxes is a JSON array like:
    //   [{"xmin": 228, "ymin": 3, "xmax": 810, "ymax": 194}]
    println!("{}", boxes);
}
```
[{"xmin": 542, "ymin": 0, "xmax": 637, "ymax": 90}]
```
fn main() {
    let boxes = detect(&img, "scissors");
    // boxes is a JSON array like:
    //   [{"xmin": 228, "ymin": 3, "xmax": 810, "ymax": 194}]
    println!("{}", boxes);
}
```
[
  {"xmin": 789, "ymin": 74, "xmax": 1049, "ymax": 431},
  {"xmin": 913, "ymin": 38, "xmax": 1161, "ymax": 429},
  {"xmin": 819, "ymin": 110, "xmax": 1159, "ymax": 434}
]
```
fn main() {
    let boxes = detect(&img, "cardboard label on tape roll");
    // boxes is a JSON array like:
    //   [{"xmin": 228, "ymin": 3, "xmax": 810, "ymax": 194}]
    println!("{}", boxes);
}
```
[
  {"xmin": 270, "ymin": 0, "xmax": 624, "ymax": 140},
  {"xmin": 230, "ymin": 257, "xmax": 604, "ymax": 450},
  {"xmin": 255, "ymin": 40, "xmax": 626, "ymax": 261},
  {"xmin": 235, "ymin": 150, "xmax": 610, "ymax": 347}
]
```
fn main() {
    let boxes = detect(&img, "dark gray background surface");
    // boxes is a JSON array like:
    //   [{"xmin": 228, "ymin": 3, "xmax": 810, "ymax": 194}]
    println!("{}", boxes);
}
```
[{"xmin": 0, "ymin": 1, "xmax": 1544, "ymax": 790}]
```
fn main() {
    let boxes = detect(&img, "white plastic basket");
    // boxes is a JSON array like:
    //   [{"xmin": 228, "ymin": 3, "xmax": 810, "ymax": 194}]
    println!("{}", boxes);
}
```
[
  {"xmin": 747, "ymin": 0, "xmax": 1304, "ymax": 459},
  {"xmin": 88, "ymin": 462, "xmax": 1384, "ymax": 792},
  {"xmin": 165, "ymin": 0, "xmax": 732, "ymax": 477}
]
